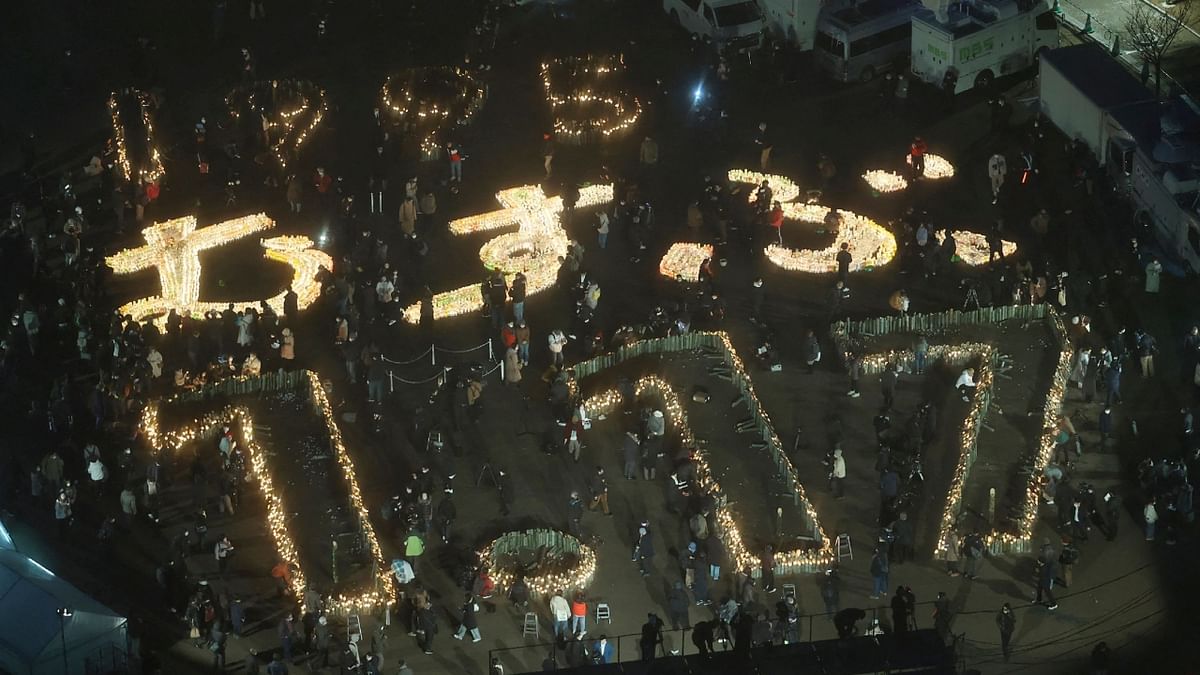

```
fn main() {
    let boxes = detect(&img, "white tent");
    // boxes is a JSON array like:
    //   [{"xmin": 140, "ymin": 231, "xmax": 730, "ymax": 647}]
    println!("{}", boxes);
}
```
[{"xmin": 0, "ymin": 548, "xmax": 128, "ymax": 675}]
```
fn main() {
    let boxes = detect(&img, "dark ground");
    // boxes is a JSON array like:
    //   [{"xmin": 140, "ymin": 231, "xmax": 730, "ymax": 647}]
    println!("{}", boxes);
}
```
[{"xmin": 2, "ymin": 0, "xmax": 1199, "ymax": 674}]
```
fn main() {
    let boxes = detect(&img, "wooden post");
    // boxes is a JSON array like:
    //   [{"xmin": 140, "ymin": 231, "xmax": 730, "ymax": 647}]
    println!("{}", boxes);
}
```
[{"xmin": 988, "ymin": 488, "xmax": 996, "ymax": 525}]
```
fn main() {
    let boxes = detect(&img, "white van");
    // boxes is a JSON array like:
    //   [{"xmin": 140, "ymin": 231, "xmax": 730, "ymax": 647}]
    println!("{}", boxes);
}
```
[
  {"xmin": 663, "ymin": 0, "xmax": 767, "ymax": 52},
  {"xmin": 911, "ymin": 0, "xmax": 1058, "ymax": 92}
]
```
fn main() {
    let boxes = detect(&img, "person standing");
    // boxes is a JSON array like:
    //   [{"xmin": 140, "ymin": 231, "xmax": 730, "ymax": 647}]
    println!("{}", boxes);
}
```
[
  {"xmin": 570, "ymin": 593, "xmax": 588, "ymax": 636},
  {"xmin": 1144, "ymin": 498, "xmax": 1158, "ymax": 540},
  {"xmin": 416, "ymin": 603, "xmax": 438, "ymax": 655},
  {"xmin": 962, "ymin": 531, "xmax": 985, "ymax": 579},
  {"xmin": 510, "ymin": 272, "xmax": 526, "ymax": 323},
  {"xmin": 587, "ymin": 467, "xmax": 610, "ymax": 515},
  {"xmin": 453, "ymin": 594, "xmax": 482, "ymax": 642},
  {"xmin": 910, "ymin": 137, "xmax": 928, "ymax": 176},
  {"xmin": 634, "ymin": 522, "xmax": 655, "ymax": 577},
  {"xmin": 891, "ymin": 587, "xmax": 910, "ymax": 633},
  {"xmin": 278, "ymin": 614, "xmax": 300, "ymax": 662},
  {"xmin": 932, "ymin": 591, "xmax": 952, "ymax": 642},
  {"xmin": 54, "ymin": 491, "xmax": 72, "ymax": 538},
  {"xmin": 446, "ymin": 142, "xmax": 463, "ymax": 183},
  {"xmin": 987, "ymin": 153, "xmax": 1007, "ymax": 204},
  {"xmin": 1137, "ymin": 330, "xmax": 1157, "ymax": 377},
  {"xmin": 210, "ymin": 620, "xmax": 228, "ymax": 671},
  {"xmin": 667, "ymin": 581, "xmax": 690, "ymax": 630},
  {"xmin": 803, "ymin": 330, "xmax": 821, "ymax": 374},
  {"xmin": 996, "ymin": 603, "xmax": 1015, "ymax": 661},
  {"xmin": 504, "ymin": 346, "xmax": 522, "ymax": 386},
  {"xmin": 1103, "ymin": 359, "xmax": 1123, "ymax": 405},
  {"xmin": 542, "ymin": 134, "xmax": 555, "ymax": 178},
  {"xmin": 869, "ymin": 549, "xmax": 889, "ymax": 599},
  {"xmin": 548, "ymin": 329, "xmax": 567, "ymax": 369},
  {"xmin": 881, "ymin": 363, "xmax": 899, "ymax": 409},
  {"xmin": 941, "ymin": 531, "xmax": 962, "ymax": 576},
  {"xmin": 622, "ymin": 431, "xmax": 640, "ymax": 480},
  {"xmin": 550, "ymin": 590, "xmax": 571, "ymax": 638},
  {"xmin": 755, "ymin": 122, "xmax": 773, "ymax": 170},
  {"xmin": 1145, "ymin": 258, "xmax": 1162, "ymax": 293},
  {"xmin": 914, "ymin": 334, "xmax": 929, "ymax": 374},
  {"xmin": 1035, "ymin": 556, "xmax": 1059, "ymax": 610},
  {"xmin": 836, "ymin": 243, "xmax": 852, "ymax": 285},
  {"xmin": 846, "ymin": 353, "xmax": 862, "ymax": 398},
  {"xmin": 830, "ymin": 449, "xmax": 846, "ymax": 499},
  {"xmin": 566, "ymin": 491, "xmax": 584, "ymax": 537},
  {"xmin": 214, "ymin": 535, "xmax": 234, "ymax": 576}
]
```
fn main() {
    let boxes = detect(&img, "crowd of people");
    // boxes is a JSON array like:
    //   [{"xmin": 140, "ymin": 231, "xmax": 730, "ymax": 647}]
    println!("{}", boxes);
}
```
[{"xmin": 1, "ymin": 0, "xmax": 1190, "ymax": 672}]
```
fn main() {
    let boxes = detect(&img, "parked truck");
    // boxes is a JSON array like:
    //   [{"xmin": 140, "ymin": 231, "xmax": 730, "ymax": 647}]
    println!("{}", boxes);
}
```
[
  {"xmin": 758, "ymin": 0, "xmax": 823, "ymax": 50},
  {"xmin": 910, "ymin": 0, "xmax": 1058, "ymax": 93},
  {"xmin": 663, "ymin": 0, "xmax": 767, "ymax": 52},
  {"xmin": 1039, "ymin": 44, "xmax": 1200, "ymax": 274}
]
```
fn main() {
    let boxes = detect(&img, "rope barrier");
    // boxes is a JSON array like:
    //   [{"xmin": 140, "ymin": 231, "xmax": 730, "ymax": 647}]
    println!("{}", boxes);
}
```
[
  {"xmin": 384, "ymin": 358, "xmax": 503, "ymax": 389},
  {"xmin": 377, "ymin": 346, "xmax": 433, "ymax": 366},
  {"xmin": 434, "ymin": 340, "xmax": 493, "ymax": 355},
  {"xmin": 379, "ymin": 340, "xmax": 494, "ymax": 368}
]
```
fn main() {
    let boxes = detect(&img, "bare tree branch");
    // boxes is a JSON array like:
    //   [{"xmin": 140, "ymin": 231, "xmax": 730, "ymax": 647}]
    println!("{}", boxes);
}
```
[{"xmin": 1124, "ymin": 0, "xmax": 1195, "ymax": 96}]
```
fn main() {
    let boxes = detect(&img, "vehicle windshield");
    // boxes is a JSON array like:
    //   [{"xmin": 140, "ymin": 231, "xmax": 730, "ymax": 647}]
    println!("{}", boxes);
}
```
[
  {"xmin": 814, "ymin": 31, "xmax": 846, "ymax": 56},
  {"xmin": 713, "ymin": 1, "xmax": 762, "ymax": 27}
]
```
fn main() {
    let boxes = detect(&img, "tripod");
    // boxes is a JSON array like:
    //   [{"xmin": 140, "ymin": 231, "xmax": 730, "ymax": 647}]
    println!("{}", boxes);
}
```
[
  {"xmin": 476, "ymin": 461, "xmax": 499, "ymax": 487},
  {"xmin": 963, "ymin": 286, "xmax": 981, "ymax": 311}
]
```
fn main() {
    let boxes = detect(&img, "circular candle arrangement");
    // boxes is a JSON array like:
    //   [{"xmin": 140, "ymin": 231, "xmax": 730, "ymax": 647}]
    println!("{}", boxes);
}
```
[
  {"xmin": 226, "ymin": 79, "xmax": 328, "ymax": 170},
  {"xmin": 658, "ymin": 243, "xmax": 715, "ymax": 281},
  {"xmin": 541, "ymin": 54, "xmax": 641, "ymax": 145},
  {"xmin": 380, "ymin": 66, "xmax": 487, "ymax": 161},
  {"xmin": 477, "ymin": 530, "xmax": 597, "ymax": 596},
  {"xmin": 862, "ymin": 153, "xmax": 957, "ymax": 194},
  {"xmin": 727, "ymin": 169, "xmax": 897, "ymax": 274},
  {"xmin": 948, "ymin": 230, "xmax": 1018, "ymax": 265}
]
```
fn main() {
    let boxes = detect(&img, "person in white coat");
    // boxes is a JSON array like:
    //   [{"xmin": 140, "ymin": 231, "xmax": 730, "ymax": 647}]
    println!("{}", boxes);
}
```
[
  {"xmin": 830, "ymin": 448, "xmax": 846, "ymax": 499},
  {"xmin": 1144, "ymin": 259, "xmax": 1162, "ymax": 293},
  {"xmin": 147, "ymin": 347, "xmax": 164, "ymax": 378},
  {"xmin": 987, "ymin": 153, "xmax": 1007, "ymax": 204}
]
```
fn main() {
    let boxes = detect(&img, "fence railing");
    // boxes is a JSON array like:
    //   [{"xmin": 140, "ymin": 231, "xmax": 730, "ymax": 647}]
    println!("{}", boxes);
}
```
[{"xmin": 173, "ymin": 368, "xmax": 307, "ymax": 402}]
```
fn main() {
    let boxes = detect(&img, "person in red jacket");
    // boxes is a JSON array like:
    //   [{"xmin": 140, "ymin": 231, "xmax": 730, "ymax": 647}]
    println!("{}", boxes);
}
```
[
  {"xmin": 910, "ymin": 137, "xmax": 928, "ymax": 177},
  {"xmin": 313, "ymin": 167, "xmax": 332, "ymax": 194},
  {"xmin": 767, "ymin": 201, "xmax": 784, "ymax": 245}
]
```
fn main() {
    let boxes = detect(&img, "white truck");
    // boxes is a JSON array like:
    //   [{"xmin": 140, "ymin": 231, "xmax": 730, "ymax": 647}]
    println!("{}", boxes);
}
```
[
  {"xmin": 663, "ymin": 0, "xmax": 767, "ymax": 52},
  {"xmin": 1040, "ymin": 44, "xmax": 1200, "ymax": 274},
  {"xmin": 758, "ymin": 0, "xmax": 823, "ymax": 50},
  {"xmin": 910, "ymin": 0, "xmax": 1058, "ymax": 92}
]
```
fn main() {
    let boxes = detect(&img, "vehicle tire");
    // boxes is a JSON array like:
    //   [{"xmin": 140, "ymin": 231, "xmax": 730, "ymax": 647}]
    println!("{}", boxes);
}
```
[
  {"xmin": 974, "ymin": 69, "xmax": 994, "ymax": 89},
  {"xmin": 670, "ymin": 9, "xmax": 680, "ymax": 24},
  {"xmin": 859, "ymin": 66, "xmax": 876, "ymax": 83}
]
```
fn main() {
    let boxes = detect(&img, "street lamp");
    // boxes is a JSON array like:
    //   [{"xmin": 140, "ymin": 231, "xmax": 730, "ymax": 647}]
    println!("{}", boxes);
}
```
[{"xmin": 56, "ymin": 607, "xmax": 72, "ymax": 675}]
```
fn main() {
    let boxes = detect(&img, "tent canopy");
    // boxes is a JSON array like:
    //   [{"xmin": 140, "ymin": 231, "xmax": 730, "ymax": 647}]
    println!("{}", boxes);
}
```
[{"xmin": 0, "ymin": 549, "xmax": 127, "ymax": 675}]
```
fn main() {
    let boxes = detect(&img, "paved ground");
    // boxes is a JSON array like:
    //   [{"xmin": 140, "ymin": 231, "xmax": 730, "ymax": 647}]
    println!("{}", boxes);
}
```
[{"xmin": 2, "ymin": 0, "xmax": 1199, "ymax": 674}]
